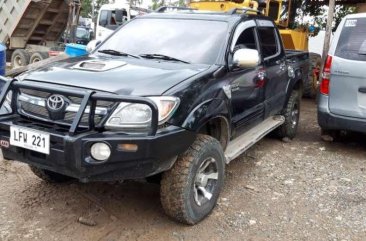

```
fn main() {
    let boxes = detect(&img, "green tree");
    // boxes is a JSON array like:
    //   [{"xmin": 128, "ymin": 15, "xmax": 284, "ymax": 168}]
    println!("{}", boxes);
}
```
[
  {"xmin": 151, "ymin": 0, "xmax": 165, "ymax": 10},
  {"xmin": 81, "ymin": 0, "xmax": 109, "ymax": 18},
  {"xmin": 301, "ymin": 2, "xmax": 356, "ymax": 31}
]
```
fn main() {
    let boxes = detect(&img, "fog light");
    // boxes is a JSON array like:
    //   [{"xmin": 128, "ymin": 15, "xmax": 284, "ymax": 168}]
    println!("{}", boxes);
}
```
[{"xmin": 90, "ymin": 142, "xmax": 111, "ymax": 161}]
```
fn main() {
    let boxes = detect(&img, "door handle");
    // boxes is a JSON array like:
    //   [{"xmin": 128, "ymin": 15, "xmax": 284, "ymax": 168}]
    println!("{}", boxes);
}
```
[
  {"xmin": 255, "ymin": 70, "xmax": 266, "ymax": 88},
  {"xmin": 359, "ymin": 87, "xmax": 366, "ymax": 93}
]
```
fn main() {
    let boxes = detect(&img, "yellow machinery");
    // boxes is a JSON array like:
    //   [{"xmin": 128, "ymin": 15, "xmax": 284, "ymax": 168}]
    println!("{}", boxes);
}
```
[
  {"xmin": 188, "ymin": 0, "xmax": 321, "ymax": 97},
  {"xmin": 188, "ymin": 0, "xmax": 309, "ymax": 51}
]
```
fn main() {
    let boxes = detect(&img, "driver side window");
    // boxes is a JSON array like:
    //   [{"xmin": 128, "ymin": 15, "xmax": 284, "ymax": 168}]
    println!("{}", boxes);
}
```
[{"xmin": 233, "ymin": 27, "xmax": 258, "ymax": 53}]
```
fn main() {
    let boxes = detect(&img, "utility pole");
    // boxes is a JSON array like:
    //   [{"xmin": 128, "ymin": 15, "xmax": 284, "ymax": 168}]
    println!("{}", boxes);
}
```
[{"xmin": 321, "ymin": 0, "xmax": 335, "ymax": 67}]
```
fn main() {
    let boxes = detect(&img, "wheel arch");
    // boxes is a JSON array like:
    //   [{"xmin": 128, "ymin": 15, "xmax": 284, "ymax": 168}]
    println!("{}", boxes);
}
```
[
  {"xmin": 284, "ymin": 77, "xmax": 303, "ymax": 109},
  {"xmin": 181, "ymin": 98, "xmax": 231, "ymax": 150}
]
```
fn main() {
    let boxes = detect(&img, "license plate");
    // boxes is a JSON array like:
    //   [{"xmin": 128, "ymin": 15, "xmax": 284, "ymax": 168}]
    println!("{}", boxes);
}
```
[{"xmin": 10, "ymin": 126, "xmax": 50, "ymax": 154}]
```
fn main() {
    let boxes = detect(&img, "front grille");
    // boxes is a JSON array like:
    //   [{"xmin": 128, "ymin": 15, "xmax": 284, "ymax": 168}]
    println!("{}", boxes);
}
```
[
  {"xmin": 21, "ymin": 89, "xmax": 114, "ymax": 107},
  {"xmin": 19, "ymin": 100, "xmax": 48, "ymax": 118},
  {"xmin": 18, "ymin": 89, "xmax": 113, "ymax": 127}
]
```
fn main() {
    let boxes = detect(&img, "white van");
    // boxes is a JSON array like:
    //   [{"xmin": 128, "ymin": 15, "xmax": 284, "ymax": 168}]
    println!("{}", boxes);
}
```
[
  {"xmin": 96, "ymin": 3, "xmax": 150, "ymax": 42},
  {"xmin": 96, "ymin": 3, "xmax": 131, "ymax": 42},
  {"xmin": 318, "ymin": 13, "xmax": 366, "ymax": 137}
]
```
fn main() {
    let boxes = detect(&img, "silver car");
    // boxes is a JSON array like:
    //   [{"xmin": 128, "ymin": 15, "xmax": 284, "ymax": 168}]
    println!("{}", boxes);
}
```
[{"xmin": 318, "ymin": 13, "xmax": 366, "ymax": 137}]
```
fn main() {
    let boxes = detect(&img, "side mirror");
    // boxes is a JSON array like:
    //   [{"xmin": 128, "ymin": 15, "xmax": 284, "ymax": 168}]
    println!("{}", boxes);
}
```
[
  {"xmin": 233, "ymin": 49, "xmax": 260, "ymax": 68},
  {"xmin": 86, "ymin": 40, "xmax": 102, "ymax": 53}
]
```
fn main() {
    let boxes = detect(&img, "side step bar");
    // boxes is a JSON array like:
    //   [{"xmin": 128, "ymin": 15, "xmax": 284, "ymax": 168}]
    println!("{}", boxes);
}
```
[{"xmin": 224, "ymin": 115, "xmax": 285, "ymax": 164}]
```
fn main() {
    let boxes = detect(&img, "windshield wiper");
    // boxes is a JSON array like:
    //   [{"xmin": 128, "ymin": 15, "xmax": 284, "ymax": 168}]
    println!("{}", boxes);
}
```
[
  {"xmin": 98, "ymin": 49, "xmax": 141, "ymax": 59},
  {"xmin": 139, "ymin": 54, "xmax": 190, "ymax": 64}
]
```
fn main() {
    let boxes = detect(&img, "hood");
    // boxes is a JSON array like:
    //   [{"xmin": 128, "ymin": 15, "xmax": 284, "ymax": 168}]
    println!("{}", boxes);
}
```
[{"xmin": 20, "ymin": 55, "xmax": 209, "ymax": 96}]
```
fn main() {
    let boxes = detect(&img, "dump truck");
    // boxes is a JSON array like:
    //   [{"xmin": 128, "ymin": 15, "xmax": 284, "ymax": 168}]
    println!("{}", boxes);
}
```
[{"xmin": 0, "ymin": 0, "xmax": 80, "ymax": 68}]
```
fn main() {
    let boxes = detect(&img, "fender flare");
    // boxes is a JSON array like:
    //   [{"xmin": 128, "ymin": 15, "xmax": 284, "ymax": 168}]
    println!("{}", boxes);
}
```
[
  {"xmin": 181, "ymin": 98, "xmax": 230, "ymax": 133},
  {"xmin": 284, "ymin": 76, "xmax": 303, "ymax": 108}
]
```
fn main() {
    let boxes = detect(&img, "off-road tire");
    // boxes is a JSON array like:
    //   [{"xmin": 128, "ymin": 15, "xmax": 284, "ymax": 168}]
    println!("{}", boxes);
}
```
[
  {"xmin": 160, "ymin": 134, "xmax": 225, "ymax": 225},
  {"xmin": 29, "ymin": 166, "xmax": 73, "ymax": 183},
  {"xmin": 276, "ymin": 90, "xmax": 300, "ymax": 139},
  {"xmin": 30, "ymin": 52, "xmax": 49, "ymax": 64},
  {"xmin": 11, "ymin": 49, "xmax": 30, "ymax": 68},
  {"xmin": 303, "ymin": 53, "xmax": 321, "ymax": 98}
]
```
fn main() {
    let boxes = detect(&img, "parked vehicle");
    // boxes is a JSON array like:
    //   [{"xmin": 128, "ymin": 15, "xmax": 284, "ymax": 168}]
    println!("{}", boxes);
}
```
[
  {"xmin": 61, "ymin": 26, "xmax": 94, "ymax": 46},
  {"xmin": 318, "ymin": 13, "xmax": 366, "ymax": 138},
  {"xmin": 95, "ymin": 2, "xmax": 149, "ymax": 42},
  {"xmin": 0, "ymin": 9, "xmax": 304, "ymax": 224},
  {"xmin": 0, "ymin": 0, "xmax": 79, "ymax": 67}
]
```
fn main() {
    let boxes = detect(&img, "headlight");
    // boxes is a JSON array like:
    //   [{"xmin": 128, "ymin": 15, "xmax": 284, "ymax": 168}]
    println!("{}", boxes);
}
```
[
  {"xmin": 5, "ymin": 91, "xmax": 12, "ymax": 103},
  {"xmin": 1, "ymin": 91, "xmax": 13, "ymax": 113},
  {"xmin": 105, "ymin": 96, "xmax": 180, "ymax": 130},
  {"xmin": 148, "ymin": 96, "xmax": 180, "ymax": 124}
]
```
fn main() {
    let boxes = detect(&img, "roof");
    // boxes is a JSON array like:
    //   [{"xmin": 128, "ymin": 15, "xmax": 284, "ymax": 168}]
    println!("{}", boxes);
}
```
[
  {"xmin": 140, "ymin": 9, "xmax": 272, "ymax": 24},
  {"xmin": 344, "ymin": 12, "xmax": 366, "ymax": 18}
]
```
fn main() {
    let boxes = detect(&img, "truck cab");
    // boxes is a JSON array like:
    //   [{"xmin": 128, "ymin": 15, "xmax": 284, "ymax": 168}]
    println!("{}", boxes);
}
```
[{"xmin": 96, "ymin": 3, "xmax": 131, "ymax": 42}]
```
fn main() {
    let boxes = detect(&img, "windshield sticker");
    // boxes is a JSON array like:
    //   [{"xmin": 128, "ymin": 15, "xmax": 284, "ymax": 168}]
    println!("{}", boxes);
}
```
[{"xmin": 345, "ymin": 19, "xmax": 357, "ymax": 27}]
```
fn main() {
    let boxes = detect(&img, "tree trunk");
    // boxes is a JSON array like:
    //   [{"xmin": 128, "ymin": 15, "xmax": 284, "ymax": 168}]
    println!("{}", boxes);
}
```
[{"xmin": 321, "ymin": 0, "xmax": 335, "ymax": 70}]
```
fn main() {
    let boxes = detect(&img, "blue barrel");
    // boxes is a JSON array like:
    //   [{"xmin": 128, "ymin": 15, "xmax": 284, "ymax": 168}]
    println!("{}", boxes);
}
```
[
  {"xmin": 0, "ymin": 44, "xmax": 6, "ymax": 76},
  {"xmin": 65, "ymin": 43, "xmax": 87, "ymax": 57}
]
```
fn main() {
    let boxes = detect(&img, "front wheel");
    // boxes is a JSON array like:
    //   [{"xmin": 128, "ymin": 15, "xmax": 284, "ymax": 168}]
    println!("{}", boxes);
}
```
[
  {"xmin": 276, "ymin": 90, "xmax": 300, "ymax": 139},
  {"xmin": 160, "ymin": 134, "xmax": 225, "ymax": 225}
]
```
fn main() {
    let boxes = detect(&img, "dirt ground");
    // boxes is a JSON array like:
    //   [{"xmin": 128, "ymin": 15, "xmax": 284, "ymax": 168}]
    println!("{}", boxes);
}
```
[{"xmin": 1, "ymin": 99, "xmax": 366, "ymax": 241}]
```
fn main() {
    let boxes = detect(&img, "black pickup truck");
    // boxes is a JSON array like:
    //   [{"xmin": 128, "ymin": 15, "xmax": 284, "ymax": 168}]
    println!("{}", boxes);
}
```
[{"xmin": 0, "ymin": 9, "xmax": 306, "ymax": 224}]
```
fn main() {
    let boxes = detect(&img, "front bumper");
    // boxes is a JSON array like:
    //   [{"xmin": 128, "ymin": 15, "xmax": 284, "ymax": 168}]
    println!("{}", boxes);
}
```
[
  {"xmin": 0, "ymin": 117, "xmax": 196, "ymax": 182},
  {"xmin": 317, "ymin": 94, "xmax": 366, "ymax": 133}
]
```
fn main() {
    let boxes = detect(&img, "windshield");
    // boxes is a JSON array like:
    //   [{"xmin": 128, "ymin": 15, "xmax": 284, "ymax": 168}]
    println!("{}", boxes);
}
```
[
  {"xmin": 76, "ymin": 28, "xmax": 90, "ymax": 40},
  {"xmin": 97, "ymin": 18, "xmax": 228, "ymax": 64}
]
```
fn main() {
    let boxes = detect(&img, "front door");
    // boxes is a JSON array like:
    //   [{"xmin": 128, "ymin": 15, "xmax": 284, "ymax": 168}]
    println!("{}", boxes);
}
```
[{"xmin": 228, "ymin": 21, "xmax": 265, "ymax": 137}]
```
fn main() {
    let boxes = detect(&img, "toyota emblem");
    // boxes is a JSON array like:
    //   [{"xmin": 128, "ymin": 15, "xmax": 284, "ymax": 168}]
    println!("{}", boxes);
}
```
[{"xmin": 47, "ymin": 94, "xmax": 65, "ymax": 111}]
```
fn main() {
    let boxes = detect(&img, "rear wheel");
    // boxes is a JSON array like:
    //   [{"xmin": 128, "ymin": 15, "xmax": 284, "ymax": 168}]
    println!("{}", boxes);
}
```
[
  {"xmin": 11, "ymin": 49, "xmax": 30, "ymax": 68},
  {"xmin": 276, "ymin": 90, "xmax": 300, "ymax": 139},
  {"xmin": 160, "ymin": 135, "xmax": 225, "ymax": 225},
  {"xmin": 30, "ymin": 52, "xmax": 49, "ymax": 64},
  {"xmin": 29, "ymin": 166, "xmax": 73, "ymax": 183}
]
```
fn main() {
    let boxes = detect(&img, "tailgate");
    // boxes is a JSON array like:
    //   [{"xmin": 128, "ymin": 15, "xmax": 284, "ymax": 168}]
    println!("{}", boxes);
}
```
[
  {"xmin": 329, "ymin": 57, "xmax": 366, "ymax": 118},
  {"xmin": 328, "ymin": 17, "xmax": 366, "ymax": 119}
]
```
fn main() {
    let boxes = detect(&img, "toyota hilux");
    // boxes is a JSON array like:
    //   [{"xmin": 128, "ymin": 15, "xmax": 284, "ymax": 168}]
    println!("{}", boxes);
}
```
[{"xmin": 0, "ymin": 8, "xmax": 304, "ymax": 224}]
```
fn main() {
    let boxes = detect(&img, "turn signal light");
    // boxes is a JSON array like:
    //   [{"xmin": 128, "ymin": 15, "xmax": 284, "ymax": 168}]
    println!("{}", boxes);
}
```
[{"xmin": 320, "ymin": 55, "xmax": 333, "ymax": 95}]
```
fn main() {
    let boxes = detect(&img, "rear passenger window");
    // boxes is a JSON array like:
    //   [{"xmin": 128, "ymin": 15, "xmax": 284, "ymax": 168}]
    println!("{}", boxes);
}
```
[
  {"xmin": 257, "ymin": 27, "xmax": 279, "ymax": 59},
  {"xmin": 335, "ymin": 18, "xmax": 366, "ymax": 61}
]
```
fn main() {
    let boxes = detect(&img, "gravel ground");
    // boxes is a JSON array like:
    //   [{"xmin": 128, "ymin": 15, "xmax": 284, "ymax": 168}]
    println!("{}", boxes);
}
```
[{"xmin": 0, "ymin": 99, "xmax": 366, "ymax": 241}]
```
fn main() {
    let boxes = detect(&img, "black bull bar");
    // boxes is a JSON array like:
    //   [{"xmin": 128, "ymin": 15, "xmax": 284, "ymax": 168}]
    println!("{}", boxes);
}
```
[{"xmin": 0, "ymin": 77, "xmax": 159, "ymax": 136}]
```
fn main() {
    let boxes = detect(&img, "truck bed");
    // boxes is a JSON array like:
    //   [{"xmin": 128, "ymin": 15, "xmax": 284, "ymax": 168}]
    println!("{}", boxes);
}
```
[
  {"xmin": 0, "ymin": 0, "xmax": 69, "ymax": 49},
  {"xmin": 285, "ymin": 49, "xmax": 309, "ymax": 60}
]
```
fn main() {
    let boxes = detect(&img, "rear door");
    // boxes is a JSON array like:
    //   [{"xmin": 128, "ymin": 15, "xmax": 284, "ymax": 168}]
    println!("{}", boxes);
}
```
[
  {"xmin": 329, "ymin": 17, "xmax": 366, "ymax": 119},
  {"xmin": 256, "ymin": 20, "xmax": 288, "ymax": 117}
]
